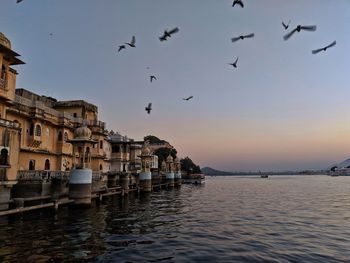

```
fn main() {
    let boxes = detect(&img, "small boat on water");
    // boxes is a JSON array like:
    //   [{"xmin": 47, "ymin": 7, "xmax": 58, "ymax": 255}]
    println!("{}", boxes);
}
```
[
  {"xmin": 182, "ymin": 173, "xmax": 205, "ymax": 185},
  {"xmin": 328, "ymin": 167, "xmax": 350, "ymax": 176},
  {"xmin": 259, "ymin": 170, "xmax": 268, "ymax": 178}
]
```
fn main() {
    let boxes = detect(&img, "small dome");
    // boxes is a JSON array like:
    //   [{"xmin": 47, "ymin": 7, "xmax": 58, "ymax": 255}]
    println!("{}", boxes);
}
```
[
  {"xmin": 0, "ymin": 32, "xmax": 11, "ymax": 49},
  {"xmin": 141, "ymin": 143, "xmax": 151, "ymax": 155},
  {"xmin": 74, "ymin": 126, "xmax": 92, "ymax": 139},
  {"xmin": 166, "ymin": 155, "xmax": 173, "ymax": 162}
]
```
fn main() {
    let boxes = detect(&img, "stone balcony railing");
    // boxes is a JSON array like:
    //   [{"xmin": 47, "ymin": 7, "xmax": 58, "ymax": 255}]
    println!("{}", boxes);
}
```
[
  {"xmin": 0, "ymin": 78, "xmax": 6, "ymax": 89},
  {"xmin": 58, "ymin": 111, "xmax": 83, "ymax": 124},
  {"xmin": 0, "ymin": 118, "xmax": 20, "ymax": 129},
  {"xmin": 85, "ymin": 119, "xmax": 106, "ymax": 129},
  {"xmin": 17, "ymin": 170, "xmax": 70, "ymax": 182},
  {"xmin": 14, "ymin": 95, "xmax": 107, "ymax": 130},
  {"xmin": 92, "ymin": 171, "xmax": 108, "ymax": 182}
]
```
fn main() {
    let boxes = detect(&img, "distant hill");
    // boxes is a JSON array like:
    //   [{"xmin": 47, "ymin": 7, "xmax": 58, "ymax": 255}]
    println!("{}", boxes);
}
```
[
  {"xmin": 329, "ymin": 158, "xmax": 350, "ymax": 169},
  {"xmin": 201, "ymin": 167, "xmax": 236, "ymax": 176}
]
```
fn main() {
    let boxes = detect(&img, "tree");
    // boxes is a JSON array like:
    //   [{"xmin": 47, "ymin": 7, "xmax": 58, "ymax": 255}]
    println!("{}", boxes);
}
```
[
  {"xmin": 330, "ymin": 166, "xmax": 338, "ymax": 171},
  {"xmin": 180, "ymin": 157, "xmax": 201, "ymax": 174},
  {"xmin": 144, "ymin": 135, "xmax": 166, "ymax": 144},
  {"xmin": 153, "ymin": 147, "xmax": 177, "ymax": 165}
]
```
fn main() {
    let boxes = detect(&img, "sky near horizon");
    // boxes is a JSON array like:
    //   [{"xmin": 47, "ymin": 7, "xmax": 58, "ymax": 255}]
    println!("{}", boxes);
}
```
[{"xmin": 1, "ymin": 0, "xmax": 350, "ymax": 171}]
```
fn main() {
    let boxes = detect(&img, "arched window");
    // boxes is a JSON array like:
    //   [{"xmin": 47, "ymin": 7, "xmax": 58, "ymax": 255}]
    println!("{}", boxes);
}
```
[
  {"xmin": 63, "ymin": 132, "xmax": 68, "ymax": 141},
  {"xmin": 35, "ymin": 124, "xmax": 41, "ymax": 136},
  {"xmin": 58, "ymin": 131, "xmax": 63, "ymax": 141},
  {"xmin": 99, "ymin": 164, "xmax": 103, "ymax": 170},
  {"xmin": 99, "ymin": 140, "xmax": 103, "ymax": 149},
  {"xmin": 0, "ymin": 148, "xmax": 8, "ymax": 165},
  {"xmin": 29, "ymin": 160, "xmax": 35, "ymax": 170},
  {"xmin": 44, "ymin": 159, "xmax": 50, "ymax": 170}
]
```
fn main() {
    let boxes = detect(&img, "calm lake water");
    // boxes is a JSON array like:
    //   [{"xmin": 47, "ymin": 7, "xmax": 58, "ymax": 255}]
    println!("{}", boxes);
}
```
[{"xmin": 1, "ymin": 175, "xmax": 350, "ymax": 262}]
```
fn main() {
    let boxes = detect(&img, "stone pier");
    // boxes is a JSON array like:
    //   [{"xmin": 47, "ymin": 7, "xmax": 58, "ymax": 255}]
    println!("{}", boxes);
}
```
[
  {"xmin": 165, "ymin": 155, "xmax": 175, "ymax": 187},
  {"xmin": 174, "ymin": 157, "xmax": 182, "ymax": 187},
  {"xmin": 138, "ymin": 141, "xmax": 152, "ymax": 192},
  {"xmin": 67, "ymin": 126, "xmax": 97, "ymax": 207}
]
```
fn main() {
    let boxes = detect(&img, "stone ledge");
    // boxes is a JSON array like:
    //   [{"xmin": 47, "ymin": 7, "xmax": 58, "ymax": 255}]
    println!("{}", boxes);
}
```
[{"xmin": 0, "ymin": 181, "xmax": 17, "ymax": 187}]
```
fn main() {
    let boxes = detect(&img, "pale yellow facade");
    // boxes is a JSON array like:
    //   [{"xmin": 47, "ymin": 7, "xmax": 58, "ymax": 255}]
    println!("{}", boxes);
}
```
[{"xmin": 0, "ymin": 32, "xmax": 112, "ymax": 181}]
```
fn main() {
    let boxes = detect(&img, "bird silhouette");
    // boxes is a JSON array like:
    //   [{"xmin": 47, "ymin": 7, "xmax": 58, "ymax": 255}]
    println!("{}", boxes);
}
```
[
  {"xmin": 183, "ymin": 96, "xmax": 193, "ymax": 101},
  {"xmin": 283, "ymin": 25, "xmax": 316, "ymax": 41},
  {"xmin": 228, "ymin": 57, "xmax": 239, "ymax": 68},
  {"xmin": 312, "ymin": 41, "xmax": 336, "ymax": 54},
  {"xmin": 150, "ymin": 75, "xmax": 157, "ymax": 82},
  {"xmin": 231, "ymin": 33, "xmax": 254, "ymax": 42},
  {"xmin": 118, "ymin": 45, "xmax": 126, "ymax": 52},
  {"xmin": 282, "ymin": 20, "xmax": 291, "ymax": 30},
  {"xmin": 232, "ymin": 0, "xmax": 244, "ymax": 8},
  {"xmin": 159, "ymin": 27, "xmax": 179, "ymax": 41},
  {"xmin": 125, "ymin": 36, "xmax": 136, "ymax": 47},
  {"xmin": 16, "ymin": 0, "xmax": 23, "ymax": 3},
  {"xmin": 145, "ymin": 103, "xmax": 152, "ymax": 114}
]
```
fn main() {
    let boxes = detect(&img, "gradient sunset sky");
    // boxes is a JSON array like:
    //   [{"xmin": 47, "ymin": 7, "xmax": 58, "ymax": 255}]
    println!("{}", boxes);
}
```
[{"xmin": 1, "ymin": 0, "xmax": 350, "ymax": 171}]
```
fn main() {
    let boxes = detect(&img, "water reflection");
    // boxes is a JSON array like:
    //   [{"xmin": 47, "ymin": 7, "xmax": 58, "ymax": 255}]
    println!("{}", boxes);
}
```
[{"xmin": 1, "ymin": 177, "xmax": 350, "ymax": 262}]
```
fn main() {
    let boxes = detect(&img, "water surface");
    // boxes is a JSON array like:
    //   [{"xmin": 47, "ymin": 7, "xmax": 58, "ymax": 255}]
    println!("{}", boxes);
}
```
[{"xmin": 1, "ymin": 175, "xmax": 350, "ymax": 262}]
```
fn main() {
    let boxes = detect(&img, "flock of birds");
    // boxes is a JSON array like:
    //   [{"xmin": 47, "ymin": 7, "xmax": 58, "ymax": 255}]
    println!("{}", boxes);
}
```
[
  {"xmin": 117, "ymin": 27, "xmax": 191, "ymax": 115},
  {"xmin": 229, "ymin": 0, "xmax": 336, "ymax": 67},
  {"xmin": 16, "ymin": 0, "xmax": 337, "ymax": 115},
  {"xmin": 115, "ymin": 0, "xmax": 337, "ymax": 115}
]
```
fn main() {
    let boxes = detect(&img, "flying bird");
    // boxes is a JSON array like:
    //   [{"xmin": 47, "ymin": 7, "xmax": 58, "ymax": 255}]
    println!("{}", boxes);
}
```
[
  {"xmin": 312, "ymin": 41, "xmax": 336, "ymax": 54},
  {"xmin": 232, "ymin": 0, "xmax": 244, "ymax": 8},
  {"xmin": 159, "ymin": 27, "xmax": 179, "ymax": 41},
  {"xmin": 145, "ymin": 103, "xmax": 152, "ymax": 114},
  {"xmin": 283, "ymin": 25, "xmax": 317, "ymax": 41},
  {"xmin": 150, "ymin": 75, "xmax": 157, "ymax": 82},
  {"xmin": 231, "ymin": 33, "xmax": 254, "ymax": 42},
  {"xmin": 282, "ymin": 20, "xmax": 291, "ymax": 30},
  {"xmin": 118, "ymin": 45, "xmax": 126, "ymax": 52},
  {"xmin": 183, "ymin": 96, "xmax": 193, "ymax": 101},
  {"xmin": 125, "ymin": 36, "xmax": 136, "ymax": 47},
  {"xmin": 228, "ymin": 57, "xmax": 239, "ymax": 68},
  {"xmin": 16, "ymin": 0, "xmax": 23, "ymax": 3}
]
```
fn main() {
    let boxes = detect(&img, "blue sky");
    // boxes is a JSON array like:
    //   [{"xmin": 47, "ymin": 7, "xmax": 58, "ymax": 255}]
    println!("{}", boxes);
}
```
[{"xmin": 1, "ymin": 0, "xmax": 350, "ymax": 171}]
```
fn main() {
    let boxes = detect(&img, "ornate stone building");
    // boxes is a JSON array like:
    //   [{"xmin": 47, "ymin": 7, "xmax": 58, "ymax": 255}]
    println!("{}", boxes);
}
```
[
  {"xmin": 107, "ymin": 131, "xmax": 142, "ymax": 174},
  {"xmin": 0, "ymin": 32, "xmax": 24, "ymax": 210},
  {"xmin": 0, "ymin": 32, "xmax": 111, "ymax": 210}
]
